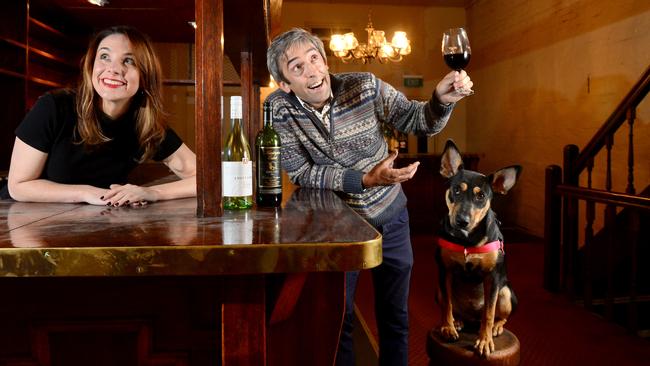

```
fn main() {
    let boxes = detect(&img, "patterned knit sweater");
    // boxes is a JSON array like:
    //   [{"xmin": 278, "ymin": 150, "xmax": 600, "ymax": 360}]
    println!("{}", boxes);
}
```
[{"xmin": 267, "ymin": 72, "xmax": 454, "ymax": 227}]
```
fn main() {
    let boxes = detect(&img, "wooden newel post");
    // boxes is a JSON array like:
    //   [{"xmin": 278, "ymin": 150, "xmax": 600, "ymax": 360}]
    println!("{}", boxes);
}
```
[
  {"xmin": 544, "ymin": 164, "xmax": 562, "ymax": 292},
  {"xmin": 561, "ymin": 144, "xmax": 579, "ymax": 296},
  {"xmin": 195, "ymin": 0, "xmax": 224, "ymax": 217}
]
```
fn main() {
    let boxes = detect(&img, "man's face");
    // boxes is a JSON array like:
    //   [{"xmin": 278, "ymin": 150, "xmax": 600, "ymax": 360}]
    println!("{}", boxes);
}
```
[{"xmin": 278, "ymin": 41, "xmax": 331, "ymax": 109}]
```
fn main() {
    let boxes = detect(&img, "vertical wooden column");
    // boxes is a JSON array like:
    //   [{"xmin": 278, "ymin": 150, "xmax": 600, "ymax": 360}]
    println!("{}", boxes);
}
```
[
  {"xmin": 625, "ymin": 108, "xmax": 636, "ymax": 195},
  {"xmin": 250, "ymin": 85, "xmax": 261, "ymax": 164},
  {"xmin": 195, "ymin": 0, "xmax": 224, "ymax": 217},
  {"xmin": 253, "ymin": 85, "xmax": 261, "ymax": 132},
  {"xmin": 240, "ymin": 51, "xmax": 255, "ymax": 148}
]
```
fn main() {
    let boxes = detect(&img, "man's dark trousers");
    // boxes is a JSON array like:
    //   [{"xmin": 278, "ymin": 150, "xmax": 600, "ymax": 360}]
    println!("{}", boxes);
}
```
[{"xmin": 336, "ymin": 207, "xmax": 413, "ymax": 366}]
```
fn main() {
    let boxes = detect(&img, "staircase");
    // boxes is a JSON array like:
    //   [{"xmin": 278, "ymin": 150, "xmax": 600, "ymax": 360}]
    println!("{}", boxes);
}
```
[{"xmin": 543, "ymin": 65, "xmax": 650, "ymax": 336}]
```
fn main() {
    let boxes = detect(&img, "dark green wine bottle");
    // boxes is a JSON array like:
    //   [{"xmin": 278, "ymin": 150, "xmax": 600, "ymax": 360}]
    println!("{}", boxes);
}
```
[
  {"xmin": 255, "ymin": 101, "xmax": 282, "ymax": 207},
  {"xmin": 223, "ymin": 96, "xmax": 253, "ymax": 210}
]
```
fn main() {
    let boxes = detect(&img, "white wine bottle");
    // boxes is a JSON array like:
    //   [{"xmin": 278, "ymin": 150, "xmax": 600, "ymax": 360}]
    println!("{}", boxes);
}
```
[{"xmin": 222, "ymin": 96, "xmax": 253, "ymax": 210}]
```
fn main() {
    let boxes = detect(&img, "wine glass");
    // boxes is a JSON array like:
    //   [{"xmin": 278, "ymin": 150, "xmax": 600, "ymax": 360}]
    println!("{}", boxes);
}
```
[{"xmin": 441, "ymin": 27, "xmax": 474, "ymax": 96}]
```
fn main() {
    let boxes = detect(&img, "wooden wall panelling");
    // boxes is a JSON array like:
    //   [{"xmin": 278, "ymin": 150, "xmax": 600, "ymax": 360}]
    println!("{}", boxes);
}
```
[
  {"xmin": 267, "ymin": 272, "xmax": 346, "ymax": 366},
  {"xmin": 0, "ymin": 276, "xmax": 222, "ymax": 366},
  {"xmin": 0, "ymin": 0, "xmax": 84, "ymax": 170},
  {"xmin": 25, "ymin": 2, "xmax": 84, "ymax": 107},
  {"xmin": 0, "ymin": 0, "xmax": 27, "ymax": 171},
  {"xmin": 30, "ymin": 321, "xmax": 189, "ymax": 366},
  {"xmin": 221, "ymin": 276, "xmax": 267, "ymax": 366},
  {"xmin": 0, "ymin": 75, "xmax": 26, "ymax": 170}
]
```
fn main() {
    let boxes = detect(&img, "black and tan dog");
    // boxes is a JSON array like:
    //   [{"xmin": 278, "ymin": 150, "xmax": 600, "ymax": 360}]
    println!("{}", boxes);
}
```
[{"xmin": 435, "ymin": 139, "xmax": 521, "ymax": 356}]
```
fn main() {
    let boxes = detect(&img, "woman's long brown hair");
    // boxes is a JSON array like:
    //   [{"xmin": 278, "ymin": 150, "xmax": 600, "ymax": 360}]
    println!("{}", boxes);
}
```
[{"xmin": 76, "ymin": 25, "xmax": 166, "ymax": 162}]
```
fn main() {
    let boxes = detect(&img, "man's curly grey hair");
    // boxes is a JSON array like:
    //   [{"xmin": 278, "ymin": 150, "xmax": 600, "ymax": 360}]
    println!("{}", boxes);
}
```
[{"xmin": 266, "ymin": 28, "xmax": 327, "ymax": 85}]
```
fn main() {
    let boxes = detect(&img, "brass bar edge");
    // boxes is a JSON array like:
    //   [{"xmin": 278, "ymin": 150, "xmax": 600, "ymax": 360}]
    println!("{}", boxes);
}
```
[{"xmin": 0, "ymin": 237, "xmax": 382, "ymax": 277}]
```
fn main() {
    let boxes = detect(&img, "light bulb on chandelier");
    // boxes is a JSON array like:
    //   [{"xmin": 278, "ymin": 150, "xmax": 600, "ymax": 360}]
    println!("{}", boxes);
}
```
[{"xmin": 329, "ymin": 12, "xmax": 411, "ymax": 64}]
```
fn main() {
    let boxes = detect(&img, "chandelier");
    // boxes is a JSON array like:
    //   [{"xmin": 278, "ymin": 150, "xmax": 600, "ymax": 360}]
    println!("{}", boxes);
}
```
[{"xmin": 329, "ymin": 13, "xmax": 411, "ymax": 64}]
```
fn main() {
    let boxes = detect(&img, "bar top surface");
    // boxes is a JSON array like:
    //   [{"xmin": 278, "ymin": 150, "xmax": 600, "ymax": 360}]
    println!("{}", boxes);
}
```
[{"xmin": 0, "ymin": 189, "xmax": 382, "ymax": 277}]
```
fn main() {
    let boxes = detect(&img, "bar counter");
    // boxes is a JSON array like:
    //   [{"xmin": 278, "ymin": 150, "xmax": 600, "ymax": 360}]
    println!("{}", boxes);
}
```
[
  {"xmin": 0, "ymin": 188, "xmax": 382, "ymax": 366},
  {"xmin": 0, "ymin": 188, "xmax": 381, "ymax": 276}
]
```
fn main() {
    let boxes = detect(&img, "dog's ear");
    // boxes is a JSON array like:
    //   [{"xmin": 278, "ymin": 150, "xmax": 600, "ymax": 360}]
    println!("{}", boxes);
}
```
[
  {"xmin": 440, "ymin": 139, "xmax": 463, "ymax": 178},
  {"xmin": 489, "ymin": 165, "xmax": 522, "ymax": 194}
]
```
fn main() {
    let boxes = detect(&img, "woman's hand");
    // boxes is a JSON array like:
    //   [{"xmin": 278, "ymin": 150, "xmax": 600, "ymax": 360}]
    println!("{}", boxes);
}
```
[
  {"xmin": 80, "ymin": 186, "xmax": 113, "ymax": 206},
  {"xmin": 101, "ymin": 184, "xmax": 158, "ymax": 207}
]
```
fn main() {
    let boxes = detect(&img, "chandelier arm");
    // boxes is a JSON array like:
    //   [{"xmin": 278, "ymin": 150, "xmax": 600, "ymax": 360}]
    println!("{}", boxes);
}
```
[{"xmin": 388, "ymin": 49, "xmax": 403, "ymax": 62}]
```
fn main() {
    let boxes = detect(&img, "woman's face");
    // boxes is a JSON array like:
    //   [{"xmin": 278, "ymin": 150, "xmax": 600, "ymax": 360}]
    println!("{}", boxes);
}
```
[{"xmin": 92, "ymin": 33, "xmax": 140, "ymax": 117}]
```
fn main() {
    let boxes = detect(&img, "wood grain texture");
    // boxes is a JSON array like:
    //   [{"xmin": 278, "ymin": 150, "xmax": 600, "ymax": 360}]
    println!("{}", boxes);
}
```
[{"xmin": 195, "ymin": 0, "xmax": 224, "ymax": 217}]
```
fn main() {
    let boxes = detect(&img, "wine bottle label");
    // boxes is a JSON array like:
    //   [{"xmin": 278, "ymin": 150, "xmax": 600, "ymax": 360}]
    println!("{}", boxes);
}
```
[
  {"xmin": 258, "ymin": 146, "xmax": 282, "ymax": 193},
  {"xmin": 222, "ymin": 161, "xmax": 253, "ymax": 196}
]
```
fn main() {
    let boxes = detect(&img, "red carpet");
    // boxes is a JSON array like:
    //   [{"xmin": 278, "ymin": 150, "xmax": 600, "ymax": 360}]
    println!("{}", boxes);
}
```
[{"xmin": 355, "ymin": 233, "xmax": 650, "ymax": 365}]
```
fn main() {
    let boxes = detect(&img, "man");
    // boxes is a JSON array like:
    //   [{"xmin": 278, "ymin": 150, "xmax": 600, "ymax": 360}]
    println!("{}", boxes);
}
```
[{"xmin": 265, "ymin": 27, "xmax": 472, "ymax": 366}]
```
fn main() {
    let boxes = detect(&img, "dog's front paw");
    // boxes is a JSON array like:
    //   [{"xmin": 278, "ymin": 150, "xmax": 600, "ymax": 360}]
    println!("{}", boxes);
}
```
[
  {"xmin": 474, "ymin": 332, "xmax": 495, "ymax": 356},
  {"xmin": 492, "ymin": 320, "xmax": 506, "ymax": 336},
  {"xmin": 439, "ymin": 324, "xmax": 460, "ymax": 341}
]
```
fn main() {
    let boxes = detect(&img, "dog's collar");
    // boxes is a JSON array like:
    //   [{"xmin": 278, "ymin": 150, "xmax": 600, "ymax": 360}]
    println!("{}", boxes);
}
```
[{"xmin": 437, "ymin": 237, "xmax": 504, "ymax": 257}]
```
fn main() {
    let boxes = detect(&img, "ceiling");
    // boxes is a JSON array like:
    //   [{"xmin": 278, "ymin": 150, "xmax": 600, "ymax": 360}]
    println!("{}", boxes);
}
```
[
  {"xmin": 30, "ymin": 0, "xmax": 469, "ymax": 43},
  {"xmin": 27, "ymin": 0, "xmax": 468, "ymax": 84},
  {"xmin": 30, "ymin": 0, "xmax": 270, "ymax": 83},
  {"xmin": 31, "ymin": 0, "xmax": 196, "ymax": 43},
  {"xmin": 283, "ymin": 0, "xmax": 469, "ymax": 6}
]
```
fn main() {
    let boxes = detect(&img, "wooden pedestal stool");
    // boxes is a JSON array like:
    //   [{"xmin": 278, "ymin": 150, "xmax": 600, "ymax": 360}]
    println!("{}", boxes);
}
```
[{"xmin": 427, "ymin": 328, "xmax": 520, "ymax": 366}]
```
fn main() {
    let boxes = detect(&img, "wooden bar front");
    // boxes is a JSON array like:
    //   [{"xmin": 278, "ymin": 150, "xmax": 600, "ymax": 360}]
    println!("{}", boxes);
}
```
[{"xmin": 0, "ymin": 189, "xmax": 381, "ymax": 366}]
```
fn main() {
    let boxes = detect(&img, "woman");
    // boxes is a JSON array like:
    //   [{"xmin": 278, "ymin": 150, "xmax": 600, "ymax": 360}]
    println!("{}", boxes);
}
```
[{"xmin": 3, "ymin": 26, "xmax": 196, "ymax": 207}]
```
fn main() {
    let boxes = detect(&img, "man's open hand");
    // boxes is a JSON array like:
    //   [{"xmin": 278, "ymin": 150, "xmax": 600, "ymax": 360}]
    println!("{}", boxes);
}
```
[{"xmin": 362, "ymin": 150, "xmax": 420, "ymax": 188}]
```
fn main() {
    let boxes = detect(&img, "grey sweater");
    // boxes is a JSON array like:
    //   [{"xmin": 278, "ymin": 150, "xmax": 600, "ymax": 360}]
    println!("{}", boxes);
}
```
[{"xmin": 267, "ymin": 72, "xmax": 454, "ymax": 227}]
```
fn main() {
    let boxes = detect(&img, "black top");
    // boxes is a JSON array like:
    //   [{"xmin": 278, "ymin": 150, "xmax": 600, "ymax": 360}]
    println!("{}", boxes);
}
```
[{"xmin": 1, "ymin": 89, "xmax": 182, "ymax": 199}]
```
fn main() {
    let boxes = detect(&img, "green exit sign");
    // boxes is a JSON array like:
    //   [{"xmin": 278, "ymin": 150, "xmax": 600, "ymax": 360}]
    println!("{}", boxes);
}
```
[{"xmin": 403, "ymin": 75, "xmax": 423, "ymax": 88}]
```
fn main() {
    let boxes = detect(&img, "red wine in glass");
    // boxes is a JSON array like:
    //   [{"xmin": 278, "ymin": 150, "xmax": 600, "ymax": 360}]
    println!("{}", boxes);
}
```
[
  {"xmin": 443, "ymin": 51, "xmax": 471, "ymax": 71},
  {"xmin": 442, "ymin": 28, "xmax": 473, "ymax": 96}
]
